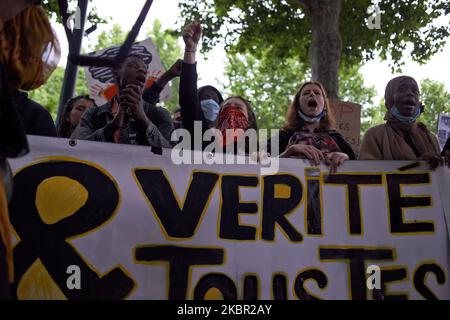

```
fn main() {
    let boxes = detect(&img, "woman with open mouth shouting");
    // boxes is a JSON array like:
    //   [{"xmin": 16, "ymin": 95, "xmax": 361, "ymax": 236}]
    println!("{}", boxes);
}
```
[
  {"xmin": 359, "ymin": 76, "xmax": 441, "ymax": 169},
  {"xmin": 267, "ymin": 81, "xmax": 355, "ymax": 173}
]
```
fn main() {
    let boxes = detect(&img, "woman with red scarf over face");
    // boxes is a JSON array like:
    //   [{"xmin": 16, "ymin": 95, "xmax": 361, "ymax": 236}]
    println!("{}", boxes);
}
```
[
  {"xmin": 179, "ymin": 21, "xmax": 257, "ymax": 154},
  {"xmin": 266, "ymin": 81, "xmax": 355, "ymax": 173}
]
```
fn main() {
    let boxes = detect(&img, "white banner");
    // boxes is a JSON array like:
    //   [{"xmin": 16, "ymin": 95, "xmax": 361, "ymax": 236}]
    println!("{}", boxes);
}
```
[
  {"xmin": 84, "ymin": 38, "xmax": 172, "ymax": 107},
  {"xmin": 7, "ymin": 136, "xmax": 450, "ymax": 300}
]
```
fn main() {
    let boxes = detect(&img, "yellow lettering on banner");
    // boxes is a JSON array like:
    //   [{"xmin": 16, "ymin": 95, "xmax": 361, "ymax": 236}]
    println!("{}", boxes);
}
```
[
  {"xmin": 36, "ymin": 176, "xmax": 88, "ymax": 225},
  {"xmin": 259, "ymin": 172, "xmax": 304, "ymax": 243},
  {"xmin": 17, "ymin": 259, "xmax": 66, "ymax": 300},
  {"xmin": 274, "ymin": 184, "xmax": 291, "ymax": 199}
]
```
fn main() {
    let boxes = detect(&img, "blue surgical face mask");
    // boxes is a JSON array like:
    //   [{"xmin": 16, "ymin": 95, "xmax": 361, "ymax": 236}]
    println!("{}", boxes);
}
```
[
  {"xmin": 201, "ymin": 99, "xmax": 220, "ymax": 121},
  {"xmin": 391, "ymin": 105, "xmax": 421, "ymax": 124},
  {"xmin": 297, "ymin": 109, "xmax": 325, "ymax": 123}
]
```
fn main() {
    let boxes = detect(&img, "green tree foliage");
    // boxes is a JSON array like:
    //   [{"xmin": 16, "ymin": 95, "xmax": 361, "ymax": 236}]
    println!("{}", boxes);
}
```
[
  {"xmin": 225, "ymin": 52, "xmax": 308, "ymax": 129},
  {"xmin": 89, "ymin": 23, "xmax": 126, "ymax": 52},
  {"xmin": 28, "ymin": 67, "xmax": 88, "ymax": 119},
  {"xmin": 339, "ymin": 64, "xmax": 377, "ymax": 108},
  {"xmin": 42, "ymin": 0, "xmax": 107, "ymax": 26},
  {"xmin": 419, "ymin": 79, "xmax": 450, "ymax": 132},
  {"xmin": 178, "ymin": 0, "xmax": 450, "ymax": 98},
  {"xmin": 361, "ymin": 100, "xmax": 385, "ymax": 135}
]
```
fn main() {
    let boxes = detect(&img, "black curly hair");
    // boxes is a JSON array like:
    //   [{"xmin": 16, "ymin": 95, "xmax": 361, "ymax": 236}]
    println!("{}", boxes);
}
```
[{"xmin": 57, "ymin": 95, "xmax": 96, "ymax": 138}]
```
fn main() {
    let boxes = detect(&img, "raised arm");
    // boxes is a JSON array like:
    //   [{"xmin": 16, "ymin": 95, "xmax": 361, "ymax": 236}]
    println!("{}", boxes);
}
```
[
  {"xmin": 142, "ymin": 59, "xmax": 183, "ymax": 105},
  {"xmin": 179, "ymin": 21, "xmax": 205, "ymax": 135}
]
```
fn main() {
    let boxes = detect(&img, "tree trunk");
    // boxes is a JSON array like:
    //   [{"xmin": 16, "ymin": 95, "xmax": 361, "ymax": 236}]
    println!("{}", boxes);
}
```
[{"xmin": 304, "ymin": 0, "xmax": 342, "ymax": 101}]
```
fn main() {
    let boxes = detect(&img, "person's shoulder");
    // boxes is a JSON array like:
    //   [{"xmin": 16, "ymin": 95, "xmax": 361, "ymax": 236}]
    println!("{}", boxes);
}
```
[
  {"xmin": 146, "ymin": 103, "xmax": 170, "ymax": 115},
  {"xmin": 144, "ymin": 103, "xmax": 171, "ymax": 121},
  {"xmin": 363, "ymin": 124, "xmax": 386, "ymax": 137},
  {"xmin": 18, "ymin": 94, "xmax": 51, "ymax": 116},
  {"xmin": 28, "ymin": 98, "xmax": 50, "ymax": 114},
  {"xmin": 417, "ymin": 122, "xmax": 433, "ymax": 133},
  {"xmin": 88, "ymin": 102, "xmax": 109, "ymax": 116}
]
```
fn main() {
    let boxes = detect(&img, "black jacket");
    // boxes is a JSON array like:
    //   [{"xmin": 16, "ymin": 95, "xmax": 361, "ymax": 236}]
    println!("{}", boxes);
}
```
[
  {"xmin": 180, "ymin": 62, "xmax": 208, "ymax": 137},
  {"xmin": 72, "ymin": 98, "xmax": 173, "ymax": 149},
  {"xmin": 0, "ymin": 63, "xmax": 28, "ymax": 158},
  {"xmin": 13, "ymin": 90, "xmax": 57, "ymax": 137}
]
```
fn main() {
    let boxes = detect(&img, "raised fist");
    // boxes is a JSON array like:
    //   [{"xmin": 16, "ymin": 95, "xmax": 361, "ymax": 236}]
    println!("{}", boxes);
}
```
[
  {"xmin": 167, "ymin": 59, "xmax": 183, "ymax": 77},
  {"xmin": 182, "ymin": 21, "xmax": 202, "ymax": 50}
]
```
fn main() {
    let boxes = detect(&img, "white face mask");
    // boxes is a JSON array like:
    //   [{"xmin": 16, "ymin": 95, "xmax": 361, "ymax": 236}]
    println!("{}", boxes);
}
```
[
  {"xmin": 200, "ymin": 99, "xmax": 220, "ymax": 121},
  {"xmin": 297, "ymin": 109, "xmax": 325, "ymax": 123},
  {"xmin": 391, "ymin": 105, "xmax": 421, "ymax": 123}
]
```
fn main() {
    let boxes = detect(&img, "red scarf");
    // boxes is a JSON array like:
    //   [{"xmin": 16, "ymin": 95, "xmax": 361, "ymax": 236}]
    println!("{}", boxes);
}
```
[{"xmin": 216, "ymin": 106, "xmax": 249, "ymax": 147}]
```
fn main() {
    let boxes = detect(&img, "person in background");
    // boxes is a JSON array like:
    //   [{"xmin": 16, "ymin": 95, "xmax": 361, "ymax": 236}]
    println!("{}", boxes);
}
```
[
  {"xmin": 172, "ymin": 107, "xmax": 183, "ymax": 130},
  {"xmin": 180, "ymin": 21, "xmax": 257, "ymax": 154},
  {"xmin": 266, "ymin": 81, "xmax": 355, "ymax": 173},
  {"xmin": 197, "ymin": 85, "xmax": 224, "ymax": 128},
  {"xmin": 13, "ymin": 90, "xmax": 57, "ymax": 137},
  {"xmin": 359, "ymin": 76, "xmax": 441, "ymax": 169},
  {"xmin": 57, "ymin": 95, "xmax": 96, "ymax": 138},
  {"xmin": 0, "ymin": 0, "xmax": 57, "ymax": 299},
  {"xmin": 72, "ymin": 53, "xmax": 173, "ymax": 148}
]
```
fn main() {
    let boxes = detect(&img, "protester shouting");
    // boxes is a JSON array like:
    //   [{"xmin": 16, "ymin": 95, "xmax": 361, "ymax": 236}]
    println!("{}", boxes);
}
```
[
  {"xmin": 267, "ymin": 81, "xmax": 355, "ymax": 173},
  {"xmin": 72, "ymin": 53, "xmax": 173, "ymax": 148},
  {"xmin": 359, "ymin": 76, "xmax": 441, "ymax": 169}
]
